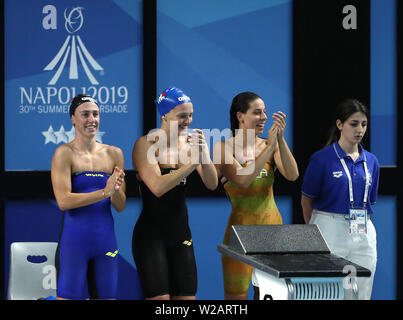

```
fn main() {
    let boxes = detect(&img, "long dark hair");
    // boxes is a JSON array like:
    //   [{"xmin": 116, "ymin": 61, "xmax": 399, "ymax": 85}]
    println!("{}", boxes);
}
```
[
  {"xmin": 230, "ymin": 92, "xmax": 261, "ymax": 136},
  {"xmin": 326, "ymin": 99, "xmax": 369, "ymax": 146}
]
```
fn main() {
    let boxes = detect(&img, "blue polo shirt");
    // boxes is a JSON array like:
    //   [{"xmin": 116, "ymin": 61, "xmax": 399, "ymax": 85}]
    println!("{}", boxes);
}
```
[{"xmin": 302, "ymin": 142, "xmax": 380, "ymax": 215}]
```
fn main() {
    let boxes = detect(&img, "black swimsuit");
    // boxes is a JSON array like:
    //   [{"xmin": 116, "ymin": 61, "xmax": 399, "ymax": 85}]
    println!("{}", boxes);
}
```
[{"xmin": 132, "ymin": 168, "xmax": 197, "ymax": 298}]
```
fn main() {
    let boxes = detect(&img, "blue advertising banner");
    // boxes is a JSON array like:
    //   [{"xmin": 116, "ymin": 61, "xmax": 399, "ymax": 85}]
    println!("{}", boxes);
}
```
[
  {"xmin": 157, "ymin": 0, "xmax": 293, "ymax": 150},
  {"xmin": 5, "ymin": 0, "xmax": 142, "ymax": 171}
]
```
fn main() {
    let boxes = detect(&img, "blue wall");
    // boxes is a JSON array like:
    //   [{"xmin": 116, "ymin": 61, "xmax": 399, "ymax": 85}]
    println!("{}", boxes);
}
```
[
  {"xmin": 368, "ymin": 0, "xmax": 398, "ymax": 299},
  {"xmin": 157, "ymin": 0, "xmax": 293, "ymax": 147},
  {"xmin": 370, "ymin": 0, "xmax": 396, "ymax": 166},
  {"xmin": 371, "ymin": 196, "xmax": 397, "ymax": 300}
]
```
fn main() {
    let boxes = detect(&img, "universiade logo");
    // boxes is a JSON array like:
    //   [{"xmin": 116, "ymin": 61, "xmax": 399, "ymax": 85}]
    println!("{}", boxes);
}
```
[{"xmin": 43, "ymin": 7, "xmax": 103, "ymax": 85}]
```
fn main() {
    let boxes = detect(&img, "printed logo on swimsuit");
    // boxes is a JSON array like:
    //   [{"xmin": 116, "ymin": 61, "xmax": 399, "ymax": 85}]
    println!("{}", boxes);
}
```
[
  {"xmin": 43, "ymin": 7, "xmax": 104, "ymax": 85},
  {"xmin": 105, "ymin": 250, "xmax": 118, "ymax": 258},
  {"xmin": 182, "ymin": 239, "xmax": 192, "ymax": 246},
  {"xmin": 85, "ymin": 173, "xmax": 104, "ymax": 177},
  {"xmin": 169, "ymin": 169, "xmax": 186, "ymax": 185},
  {"xmin": 333, "ymin": 171, "xmax": 343, "ymax": 178}
]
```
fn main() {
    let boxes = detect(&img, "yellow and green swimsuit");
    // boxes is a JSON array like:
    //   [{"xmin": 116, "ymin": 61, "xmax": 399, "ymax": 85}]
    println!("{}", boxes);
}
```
[{"xmin": 222, "ymin": 161, "xmax": 283, "ymax": 295}]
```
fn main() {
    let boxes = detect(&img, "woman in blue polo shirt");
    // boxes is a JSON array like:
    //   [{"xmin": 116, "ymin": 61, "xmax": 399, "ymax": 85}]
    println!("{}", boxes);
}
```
[{"xmin": 301, "ymin": 99, "xmax": 379, "ymax": 300}]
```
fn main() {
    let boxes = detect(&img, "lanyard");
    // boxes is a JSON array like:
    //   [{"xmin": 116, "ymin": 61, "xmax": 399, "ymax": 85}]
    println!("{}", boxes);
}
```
[{"xmin": 335, "ymin": 143, "xmax": 370, "ymax": 209}]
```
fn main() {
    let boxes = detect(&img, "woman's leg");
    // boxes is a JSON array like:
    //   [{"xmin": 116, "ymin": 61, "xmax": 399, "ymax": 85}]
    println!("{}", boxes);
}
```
[{"xmin": 222, "ymin": 255, "xmax": 253, "ymax": 300}]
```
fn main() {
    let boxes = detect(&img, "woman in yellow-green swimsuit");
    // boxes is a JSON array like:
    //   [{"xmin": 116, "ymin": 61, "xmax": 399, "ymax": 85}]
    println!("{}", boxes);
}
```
[{"xmin": 213, "ymin": 92, "xmax": 299, "ymax": 300}]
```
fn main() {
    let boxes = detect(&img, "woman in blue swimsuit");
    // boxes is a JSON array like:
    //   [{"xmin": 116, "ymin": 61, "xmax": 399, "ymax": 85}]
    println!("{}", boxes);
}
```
[{"xmin": 51, "ymin": 94, "xmax": 126, "ymax": 300}]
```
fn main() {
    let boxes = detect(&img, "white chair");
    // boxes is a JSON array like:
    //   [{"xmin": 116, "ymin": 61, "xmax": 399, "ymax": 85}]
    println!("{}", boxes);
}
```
[{"xmin": 8, "ymin": 242, "xmax": 58, "ymax": 300}]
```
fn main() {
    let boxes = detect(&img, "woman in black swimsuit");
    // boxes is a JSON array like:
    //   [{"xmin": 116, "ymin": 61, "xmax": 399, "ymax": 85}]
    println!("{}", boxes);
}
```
[{"xmin": 131, "ymin": 87, "xmax": 217, "ymax": 300}]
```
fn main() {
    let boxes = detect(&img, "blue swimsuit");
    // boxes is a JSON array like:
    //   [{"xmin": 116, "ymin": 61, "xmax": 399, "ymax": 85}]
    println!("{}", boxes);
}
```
[{"xmin": 56, "ymin": 172, "xmax": 118, "ymax": 300}]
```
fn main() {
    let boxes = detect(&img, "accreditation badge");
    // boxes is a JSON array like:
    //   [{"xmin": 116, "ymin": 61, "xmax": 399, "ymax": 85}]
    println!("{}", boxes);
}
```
[{"xmin": 349, "ymin": 209, "xmax": 367, "ymax": 234}]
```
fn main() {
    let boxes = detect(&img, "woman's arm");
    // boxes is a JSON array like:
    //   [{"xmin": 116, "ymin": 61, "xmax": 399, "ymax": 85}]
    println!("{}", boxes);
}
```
[
  {"xmin": 274, "ymin": 138, "xmax": 299, "ymax": 181},
  {"xmin": 215, "ymin": 134, "xmax": 278, "ymax": 189},
  {"xmin": 272, "ymin": 112, "xmax": 299, "ymax": 181},
  {"xmin": 110, "ymin": 146, "xmax": 126, "ymax": 212},
  {"xmin": 191, "ymin": 129, "xmax": 218, "ymax": 190},
  {"xmin": 51, "ymin": 145, "xmax": 117, "ymax": 211},
  {"xmin": 133, "ymin": 136, "xmax": 199, "ymax": 197},
  {"xmin": 301, "ymin": 194, "xmax": 314, "ymax": 224},
  {"xmin": 196, "ymin": 162, "xmax": 218, "ymax": 190}
]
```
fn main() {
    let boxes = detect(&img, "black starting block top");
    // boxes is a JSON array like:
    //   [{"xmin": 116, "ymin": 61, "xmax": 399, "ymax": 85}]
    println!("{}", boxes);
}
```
[{"xmin": 217, "ymin": 225, "xmax": 371, "ymax": 278}]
